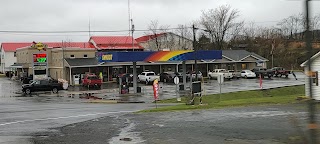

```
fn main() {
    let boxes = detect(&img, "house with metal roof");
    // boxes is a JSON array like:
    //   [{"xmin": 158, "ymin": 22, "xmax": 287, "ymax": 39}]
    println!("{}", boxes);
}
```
[
  {"xmin": 89, "ymin": 36, "xmax": 143, "ymax": 51},
  {"xmin": 135, "ymin": 32, "xmax": 193, "ymax": 51},
  {"xmin": 0, "ymin": 36, "xmax": 140, "ymax": 74},
  {"xmin": 0, "ymin": 43, "xmax": 40, "ymax": 73},
  {"xmin": 300, "ymin": 51, "xmax": 320, "ymax": 100}
]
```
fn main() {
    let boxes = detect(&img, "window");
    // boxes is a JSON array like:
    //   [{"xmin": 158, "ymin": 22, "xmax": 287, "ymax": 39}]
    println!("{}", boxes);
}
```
[
  {"xmin": 83, "ymin": 54, "xmax": 88, "ymax": 58},
  {"xmin": 241, "ymin": 64, "xmax": 247, "ymax": 69},
  {"xmin": 147, "ymin": 73, "xmax": 155, "ymax": 76},
  {"xmin": 70, "ymin": 54, "xmax": 75, "ymax": 58},
  {"xmin": 34, "ymin": 70, "xmax": 46, "ymax": 75},
  {"xmin": 14, "ymin": 52, "xmax": 16, "ymax": 57},
  {"xmin": 311, "ymin": 71, "xmax": 318, "ymax": 86},
  {"xmin": 40, "ymin": 80, "xmax": 49, "ymax": 85}
]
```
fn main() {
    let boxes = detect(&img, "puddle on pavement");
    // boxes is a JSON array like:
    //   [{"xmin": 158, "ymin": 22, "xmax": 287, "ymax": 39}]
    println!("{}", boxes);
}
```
[
  {"xmin": 0, "ymin": 136, "xmax": 32, "ymax": 144},
  {"xmin": 109, "ymin": 119, "xmax": 145, "ymax": 144}
]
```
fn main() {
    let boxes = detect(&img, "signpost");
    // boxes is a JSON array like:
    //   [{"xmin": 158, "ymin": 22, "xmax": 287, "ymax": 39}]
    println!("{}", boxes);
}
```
[
  {"xmin": 32, "ymin": 53, "xmax": 48, "ymax": 80},
  {"xmin": 153, "ymin": 79, "xmax": 159, "ymax": 108},
  {"xmin": 217, "ymin": 74, "xmax": 224, "ymax": 102},
  {"xmin": 174, "ymin": 76, "xmax": 181, "ymax": 102}
]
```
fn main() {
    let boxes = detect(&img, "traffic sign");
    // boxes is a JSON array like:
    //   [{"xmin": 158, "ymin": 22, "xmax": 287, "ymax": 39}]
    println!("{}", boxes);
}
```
[
  {"xmin": 174, "ymin": 76, "xmax": 179, "ymax": 85},
  {"xmin": 217, "ymin": 74, "xmax": 224, "ymax": 84}
]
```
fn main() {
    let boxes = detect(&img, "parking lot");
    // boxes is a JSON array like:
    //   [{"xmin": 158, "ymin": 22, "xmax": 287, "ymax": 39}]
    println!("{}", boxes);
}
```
[
  {"xmin": 63, "ymin": 72, "xmax": 305, "ymax": 103},
  {"xmin": 0, "ymin": 72, "xmax": 305, "ymax": 103}
]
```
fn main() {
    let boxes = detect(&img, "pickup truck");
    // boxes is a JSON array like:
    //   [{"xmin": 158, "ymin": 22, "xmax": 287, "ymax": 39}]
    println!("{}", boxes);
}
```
[
  {"xmin": 82, "ymin": 74, "xmax": 102, "ymax": 88},
  {"xmin": 228, "ymin": 70, "xmax": 241, "ymax": 79},
  {"xmin": 208, "ymin": 69, "xmax": 233, "ymax": 80},
  {"xmin": 271, "ymin": 67, "xmax": 291, "ymax": 78},
  {"xmin": 187, "ymin": 71, "xmax": 203, "ymax": 81},
  {"xmin": 251, "ymin": 67, "xmax": 274, "ymax": 78},
  {"xmin": 138, "ymin": 71, "xmax": 160, "ymax": 84},
  {"xmin": 22, "ymin": 79, "xmax": 63, "ymax": 95}
]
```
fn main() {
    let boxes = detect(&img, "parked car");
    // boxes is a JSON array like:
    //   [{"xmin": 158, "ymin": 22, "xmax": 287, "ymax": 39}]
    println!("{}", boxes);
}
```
[
  {"xmin": 187, "ymin": 71, "xmax": 203, "ymax": 81},
  {"xmin": 228, "ymin": 70, "xmax": 241, "ymax": 79},
  {"xmin": 160, "ymin": 72, "xmax": 179, "ymax": 83},
  {"xmin": 82, "ymin": 74, "xmax": 102, "ymax": 88},
  {"xmin": 208, "ymin": 69, "xmax": 233, "ymax": 80},
  {"xmin": 176, "ymin": 72, "xmax": 191, "ymax": 82},
  {"xmin": 22, "ymin": 79, "xmax": 63, "ymax": 95},
  {"xmin": 251, "ymin": 67, "xmax": 274, "ymax": 78},
  {"xmin": 138, "ymin": 71, "xmax": 160, "ymax": 84},
  {"xmin": 271, "ymin": 67, "xmax": 291, "ymax": 78},
  {"xmin": 240, "ymin": 70, "xmax": 256, "ymax": 78},
  {"xmin": 116, "ymin": 73, "xmax": 133, "ymax": 83}
]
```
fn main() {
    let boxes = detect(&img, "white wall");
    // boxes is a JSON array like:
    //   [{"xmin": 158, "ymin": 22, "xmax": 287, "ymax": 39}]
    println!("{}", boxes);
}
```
[
  {"xmin": 0, "ymin": 51, "xmax": 17, "ymax": 73},
  {"xmin": 304, "ymin": 57, "xmax": 320, "ymax": 100}
]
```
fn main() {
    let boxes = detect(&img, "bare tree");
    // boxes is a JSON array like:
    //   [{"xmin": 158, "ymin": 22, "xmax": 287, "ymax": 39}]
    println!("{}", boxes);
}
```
[
  {"xmin": 277, "ymin": 14, "xmax": 302, "ymax": 39},
  {"xmin": 200, "ymin": 5, "xmax": 243, "ymax": 50},
  {"xmin": 174, "ymin": 24, "xmax": 193, "ymax": 50},
  {"xmin": 147, "ymin": 20, "xmax": 172, "ymax": 50}
]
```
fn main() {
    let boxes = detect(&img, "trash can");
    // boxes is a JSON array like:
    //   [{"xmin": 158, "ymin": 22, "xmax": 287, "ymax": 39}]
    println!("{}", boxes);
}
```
[
  {"xmin": 179, "ymin": 84, "xmax": 184, "ymax": 91},
  {"xmin": 120, "ymin": 83, "xmax": 129, "ymax": 94},
  {"xmin": 137, "ymin": 87, "xmax": 141, "ymax": 93}
]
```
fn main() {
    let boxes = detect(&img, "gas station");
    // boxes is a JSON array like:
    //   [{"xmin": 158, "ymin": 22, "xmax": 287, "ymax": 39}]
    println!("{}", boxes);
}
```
[{"xmin": 96, "ymin": 50, "xmax": 222, "ymax": 94}]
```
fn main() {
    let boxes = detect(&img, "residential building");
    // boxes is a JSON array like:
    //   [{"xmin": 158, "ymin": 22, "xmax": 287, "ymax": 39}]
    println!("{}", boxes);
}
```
[
  {"xmin": 300, "ymin": 51, "xmax": 320, "ymax": 100},
  {"xmin": 89, "ymin": 36, "xmax": 143, "ymax": 51},
  {"xmin": 0, "ymin": 43, "xmax": 32, "ymax": 73},
  {"xmin": 136, "ymin": 32, "xmax": 193, "ymax": 51}
]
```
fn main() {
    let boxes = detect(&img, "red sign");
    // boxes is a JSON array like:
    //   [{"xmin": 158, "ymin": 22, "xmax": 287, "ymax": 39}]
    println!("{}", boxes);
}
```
[
  {"xmin": 33, "ymin": 53, "xmax": 47, "ymax": 63},
  {"xmin": 153, "ymin": 79, "xmax": 159, "ymax": 100}
]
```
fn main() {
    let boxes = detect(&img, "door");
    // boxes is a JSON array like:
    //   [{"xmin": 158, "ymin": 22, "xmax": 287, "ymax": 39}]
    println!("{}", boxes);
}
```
[
  {"xmin": 33, "ymin": 80, "xmax": 42, "ymax": 92},
  {"xmin": 40, "ymin": 80, "xmax": 51, "ymax": 91}
]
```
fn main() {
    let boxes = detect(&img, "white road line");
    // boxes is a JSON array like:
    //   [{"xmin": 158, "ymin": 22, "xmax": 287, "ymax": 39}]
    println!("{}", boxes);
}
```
[{"xmin": 0, "ymin": 110, "xmax": 135, "ymax": 126}]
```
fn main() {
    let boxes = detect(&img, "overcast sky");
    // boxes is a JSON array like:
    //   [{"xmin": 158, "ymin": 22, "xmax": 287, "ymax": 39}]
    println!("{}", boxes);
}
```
[{"xmin": 0, "ymin": 0, "xmax": 319, "ymax": 42}]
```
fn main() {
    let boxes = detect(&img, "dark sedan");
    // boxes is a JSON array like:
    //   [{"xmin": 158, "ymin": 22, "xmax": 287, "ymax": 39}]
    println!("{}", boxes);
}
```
[
  {"xmin": 116, "ymin": 73, "xmax": 133, "ymax": 83},
  {"xmin": 160, "ymin": 72, "xmax": 180, "ymax": 83}
]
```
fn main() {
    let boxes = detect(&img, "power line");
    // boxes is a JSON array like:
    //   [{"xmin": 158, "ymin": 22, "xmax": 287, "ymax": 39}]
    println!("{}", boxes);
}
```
[{"xmin": 0, "ymin": 27, "xmax": 192, "ymax": 34}]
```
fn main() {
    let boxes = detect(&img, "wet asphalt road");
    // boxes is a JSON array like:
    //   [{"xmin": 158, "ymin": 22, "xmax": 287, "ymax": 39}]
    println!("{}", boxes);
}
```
[
  {"xmin": 0, "ymin": 73, "xmax": 308, "ymax": 144},
  {"xmin": 32, "ymin": 104, "xmax": 317, "ymax": 144},
  {"xmin": 0, "ymin": 77, "xmax": 173, "ymax": 144},
  {"xmin": 68, "ymin": 72, "xmax": 305, "ymax": 103}
]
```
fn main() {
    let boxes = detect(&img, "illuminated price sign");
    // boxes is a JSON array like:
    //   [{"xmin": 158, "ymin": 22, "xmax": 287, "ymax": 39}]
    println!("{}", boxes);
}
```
[{"xmin": 33, "ymin": 53, "xmax": 47, "ymax": 63}]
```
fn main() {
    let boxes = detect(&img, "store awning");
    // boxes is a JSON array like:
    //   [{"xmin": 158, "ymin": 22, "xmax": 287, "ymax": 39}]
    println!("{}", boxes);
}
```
[
  {"xmin": 65, "ymin": 58, "xmax": 103, "ymax": 68},
  {"xmin": 9, "ymin": 63, "xmax": 24, "ymax": 68}
]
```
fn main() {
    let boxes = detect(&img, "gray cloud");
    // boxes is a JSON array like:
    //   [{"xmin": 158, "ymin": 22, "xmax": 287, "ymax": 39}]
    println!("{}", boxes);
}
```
[{"xmin": 0, "ymin": 0, "xmax": 319, "ymax": 42}]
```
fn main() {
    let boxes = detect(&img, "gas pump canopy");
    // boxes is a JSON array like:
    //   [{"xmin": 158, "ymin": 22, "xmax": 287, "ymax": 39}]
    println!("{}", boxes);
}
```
[{"xmin": 97, "ymin": 50, "xmax": 222, "ymax": 62}]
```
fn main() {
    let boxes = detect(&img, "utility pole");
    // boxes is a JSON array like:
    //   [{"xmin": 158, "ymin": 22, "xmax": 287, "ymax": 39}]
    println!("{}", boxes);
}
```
[
  {"xmin": 305, "ymin": 0, "xmax": 317, "ymax": 143},
  {"xmin": 271, "ymin": 40, "xmax": 275, "ymax": 68},
  {"xmin": 131, "ymin": 19, "xmax": 135, "ymax": 51},
  {"xmin": 62, "ymin": 40, "xmax": 65, "ymax": 80},
  {"xmin": 192, "ymin": 24, "xmax": 198, "ymax": 81}
]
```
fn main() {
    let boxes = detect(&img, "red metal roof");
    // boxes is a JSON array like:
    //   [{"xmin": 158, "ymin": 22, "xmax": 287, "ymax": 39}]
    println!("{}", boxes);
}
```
[
  {"xmin": 1, "ymin": 42, "xmax": 95, "ymax": 52},
  {"xmin": 135, "ymin": 33, "xmax": 166, "ymax": 43},
  {"xmin": 1, "ymin": 43, "xmax": 32, "ymax": 52},
  {"xmin": 98, "ymin": 44, "xmax": 143, "ymax": 50},
  {"xmin": 90, "ymin": 36, "xmax": 143, "ymax": 49}
]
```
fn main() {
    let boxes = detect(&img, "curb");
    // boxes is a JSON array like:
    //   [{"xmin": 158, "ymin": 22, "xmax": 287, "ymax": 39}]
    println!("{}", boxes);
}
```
[
  {"xmin": 86, "ymin": 100, "xmax": 118, "ymax": 104},
  {"xmin": 86, "ymin": 100, "xmax": 145, "ymax": 104}
]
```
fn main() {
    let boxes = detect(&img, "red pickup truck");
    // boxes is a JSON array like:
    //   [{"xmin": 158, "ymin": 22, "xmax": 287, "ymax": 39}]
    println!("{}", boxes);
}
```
[
  {"xmin": 271, "ymin": 67, "xmax": 291, "ymax": 78},
  {"xmin": 82, "ymin": 74, "xmax": 102, "ymax": 88}
]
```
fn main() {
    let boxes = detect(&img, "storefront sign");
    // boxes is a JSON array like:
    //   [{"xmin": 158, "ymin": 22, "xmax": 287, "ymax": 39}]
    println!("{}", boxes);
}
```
[
  {"xmin": 102, "ymin": 54, "xmax": 113, "ymax": 61},
  {"xmin": 31, "ymin": 42, "xmax": 48, "ymax": 51},
  {"xmin": 96, "ymin": 50, "xmax": 222, "ymax": 62}
]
